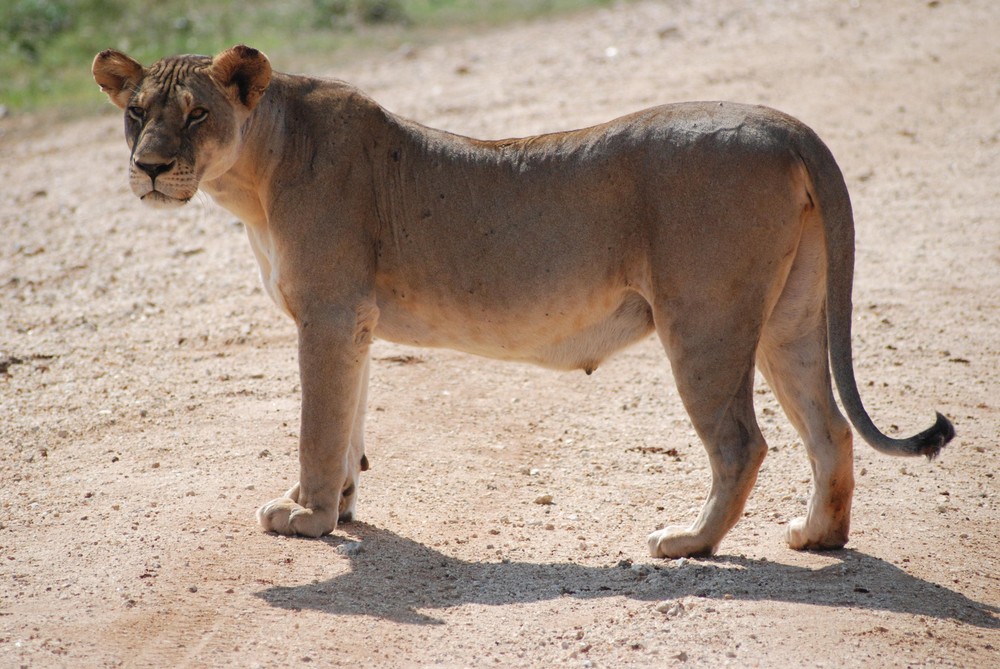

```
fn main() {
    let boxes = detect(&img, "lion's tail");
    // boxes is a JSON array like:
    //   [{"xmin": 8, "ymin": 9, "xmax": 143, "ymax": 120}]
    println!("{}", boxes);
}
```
[{"xmin": 795, "ymin": 127, "xmax": 954, "ymax": 460}]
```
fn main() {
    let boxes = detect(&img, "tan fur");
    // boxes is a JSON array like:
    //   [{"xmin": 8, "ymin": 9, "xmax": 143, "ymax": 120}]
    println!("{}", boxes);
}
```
[{"xmin": 93, "ymin": 46, "xmax": 952, "ymax": 558}]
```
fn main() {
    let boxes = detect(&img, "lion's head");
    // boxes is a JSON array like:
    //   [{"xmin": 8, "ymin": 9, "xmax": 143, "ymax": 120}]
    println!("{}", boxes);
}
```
[{"xmin": 92, "ymin": 45, "xmax": 271, "ymax": 209}]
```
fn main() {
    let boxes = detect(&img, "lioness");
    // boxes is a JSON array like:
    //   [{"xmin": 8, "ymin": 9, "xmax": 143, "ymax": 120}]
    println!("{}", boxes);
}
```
[{"xmin": 93, "ymin": 45, "xmax": 953, "ymax": 558}]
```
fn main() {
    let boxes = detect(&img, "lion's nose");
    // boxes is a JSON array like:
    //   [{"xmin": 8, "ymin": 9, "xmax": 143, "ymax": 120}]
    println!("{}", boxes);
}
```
[{"xmin": 135, "ymin": 159, "xmax": 176, "ymax": 179}]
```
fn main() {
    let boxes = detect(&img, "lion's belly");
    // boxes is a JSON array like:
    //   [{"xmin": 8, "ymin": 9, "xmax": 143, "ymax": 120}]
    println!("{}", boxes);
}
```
[{"xmin": 372, "ymin": 285, "xmax": 655, "ymax": 371}]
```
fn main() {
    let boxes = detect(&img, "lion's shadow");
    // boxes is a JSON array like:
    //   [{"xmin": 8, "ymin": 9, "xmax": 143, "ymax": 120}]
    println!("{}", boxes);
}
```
[{"xmin": 255, "ymin": 523, "xmax": 998, "ymax": 627}]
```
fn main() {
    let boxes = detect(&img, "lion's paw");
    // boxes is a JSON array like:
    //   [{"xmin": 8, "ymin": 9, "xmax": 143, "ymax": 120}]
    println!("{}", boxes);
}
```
[
  {"xmin": 648, "ymin": 525, "xmax": 718, "ymax": 559},
  {"xmin": 338, "ymin": 482, "xmax": 358, "ymax": 524},
  {"xmin": 268, "ymin": 478, "xmax": 359, "ymax": 527},
  {"xmin": 256, "ymin": 496, "xmax": 338, "ymax": 538},
  {"xmin": 785, "ymin": 516, "xmax": 848, "ymax": 551}
]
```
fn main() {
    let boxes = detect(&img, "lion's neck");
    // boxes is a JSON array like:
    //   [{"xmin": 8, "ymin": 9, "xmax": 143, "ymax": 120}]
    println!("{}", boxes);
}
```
[
  {"xmin": 202, "ymin": 168, "xmax": 264, "ymax": 227},
  {"xmin": 201, "ymin": 94, "xmax": 288, "ymax": 229}
]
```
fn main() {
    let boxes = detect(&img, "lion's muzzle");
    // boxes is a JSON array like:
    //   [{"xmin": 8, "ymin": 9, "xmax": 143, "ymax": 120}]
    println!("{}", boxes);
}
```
[{"xmin": 129, "ymin": 158, "xmax": 196, "ymax": 208}]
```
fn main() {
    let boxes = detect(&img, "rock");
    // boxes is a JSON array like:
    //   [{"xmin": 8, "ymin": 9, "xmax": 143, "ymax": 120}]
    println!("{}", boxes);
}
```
[
  {"xmin": 630, "ymin": 564, "xmax": 651, "ymax": 579},
  {"xmin": 656, "ymin": 600, "xmax": 685, "ymax": 618},
  {"xmin": 534, "ymin": 494, "xmax": 554, "ymax": 505},
  {"xmin": 336, "ymin": 541, "xmax": 364, "ymax": 557}
]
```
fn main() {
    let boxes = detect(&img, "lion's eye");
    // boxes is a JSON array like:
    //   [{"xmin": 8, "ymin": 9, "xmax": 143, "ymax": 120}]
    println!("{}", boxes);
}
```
[
  {"xmin": 127, "ymin": 106, "xmax": 145, "ymax": 122},
  {"xmin": 187, "ymin": 108, "xmax": 209, "ymax": 126}
]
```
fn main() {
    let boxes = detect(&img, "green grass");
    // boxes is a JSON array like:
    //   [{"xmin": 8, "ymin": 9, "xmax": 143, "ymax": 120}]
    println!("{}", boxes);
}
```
[{"xmin": 0, "ymin": 0, "xmax": 619, "ymax": 115}]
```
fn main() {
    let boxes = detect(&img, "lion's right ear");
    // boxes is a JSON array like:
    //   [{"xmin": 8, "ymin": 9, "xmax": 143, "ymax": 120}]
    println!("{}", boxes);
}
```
[
  {"xmin": 92, "ymin": 50, "xmax": 145, "ymax": 109},
  {"xmin": 210, "ymin": 45, "xmax": 272, "ymax": 111}
]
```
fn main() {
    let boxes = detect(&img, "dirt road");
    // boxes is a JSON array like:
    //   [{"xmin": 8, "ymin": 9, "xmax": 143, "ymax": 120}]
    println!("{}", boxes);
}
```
[{"xmin": 2, "ymin": 1, "xmax": 997, "ymax": 666}]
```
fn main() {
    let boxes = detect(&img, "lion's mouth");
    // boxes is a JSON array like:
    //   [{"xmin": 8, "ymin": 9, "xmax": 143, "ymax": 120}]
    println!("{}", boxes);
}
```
[
  {"xmin": 139, "ymin": 189, "xmax": 192, "ymax": 209},
  {"xmin": 130, "ymin": 163, "xmax": 197, "ymax": 209}
]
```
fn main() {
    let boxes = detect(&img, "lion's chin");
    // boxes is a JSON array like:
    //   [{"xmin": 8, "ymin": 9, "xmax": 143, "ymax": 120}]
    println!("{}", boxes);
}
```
[{"xmin": 139, "ymin": 190, "xmax": 191, "ymax": 209}]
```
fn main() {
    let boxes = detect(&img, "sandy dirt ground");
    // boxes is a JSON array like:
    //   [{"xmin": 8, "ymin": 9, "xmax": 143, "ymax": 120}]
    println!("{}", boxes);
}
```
[{"xmin": 2, "ymin": 1, "xmax": 998, "ymax": 666}]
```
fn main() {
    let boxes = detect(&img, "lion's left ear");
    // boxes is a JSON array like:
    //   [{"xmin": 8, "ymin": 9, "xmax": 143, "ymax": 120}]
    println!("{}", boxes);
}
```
[
  {"xmin": 211, "ymin": 45, "xmax": 272, "ymax": 111},
  {"xmin": 92, "ymin": 49, "xmax": 145, "ymax": 110}
]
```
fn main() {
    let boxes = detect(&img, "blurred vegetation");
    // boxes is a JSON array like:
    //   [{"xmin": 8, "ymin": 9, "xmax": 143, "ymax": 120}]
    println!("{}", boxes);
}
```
[{"xmin": 0, "ymin": 0, "xmax": 618, "ymax": 114}]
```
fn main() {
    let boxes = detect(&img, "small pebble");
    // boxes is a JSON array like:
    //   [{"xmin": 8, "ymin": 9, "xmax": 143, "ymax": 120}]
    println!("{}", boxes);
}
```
[
  {"xmin": 336, "ymin": 541, "xmax": 364, "ymax": 557},
  {"xmin": 656, "ymin": 600, "xmax": 685, "ymax": 618},
  {"xmin": 630, "ymin": 564, "xmax": 651, "ymax": 579}
]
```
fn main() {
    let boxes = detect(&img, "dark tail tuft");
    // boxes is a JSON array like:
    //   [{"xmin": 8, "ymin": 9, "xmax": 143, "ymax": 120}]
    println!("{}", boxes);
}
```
[{"xmin": 915, "ymin": 412, "xmax": 955, "ymax": 461}]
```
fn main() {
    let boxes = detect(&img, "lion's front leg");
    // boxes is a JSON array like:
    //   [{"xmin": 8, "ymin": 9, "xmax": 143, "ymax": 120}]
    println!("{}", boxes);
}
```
[
  {"xmin": 338, "ymin": 354, "xmax": 370, "ymax": 524},
  {"xmin": 257, "ymin": 303, "xmax": 376, "ymax": 537}
]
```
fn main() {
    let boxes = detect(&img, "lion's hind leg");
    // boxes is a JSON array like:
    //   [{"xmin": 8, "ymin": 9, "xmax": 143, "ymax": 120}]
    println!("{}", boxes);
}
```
[
  {"xmin": 757, "ymin": 227, "xmax": 854, "ymax": 550},
  {"xmin": 758, "ymin": 326, "xmax": 854, "ymax": 550},
  {"xmin": 648, "ymin": 309, "xmax": 768, "ymax": 558}
]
